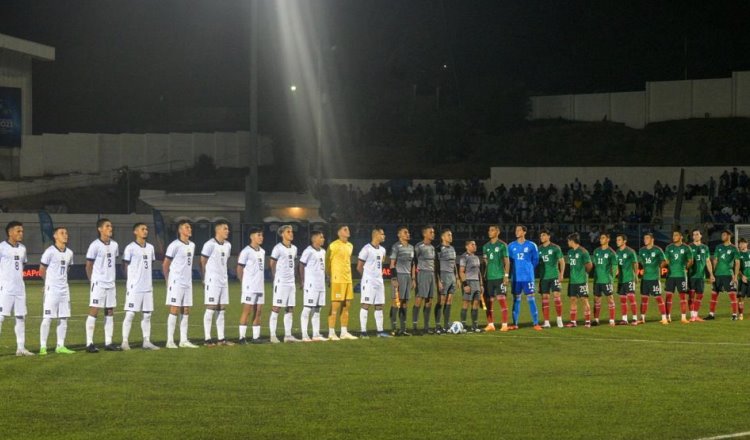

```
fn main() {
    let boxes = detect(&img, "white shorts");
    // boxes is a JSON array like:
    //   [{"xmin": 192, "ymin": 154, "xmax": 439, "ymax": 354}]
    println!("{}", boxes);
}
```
[
  {"xmin": 241, "ymin": 289, "xmax": 265, "ymax": 305},
  {"xmin": 167, "ymin": 282, "xmax": 193, "ymax": 307},
  {"xmin": 90, "ymin": 283, "xmax": 116, "ymax": 308},
  {"xmin": 43, "ymin": 286, "xmax": 71, "ymax": 319},
  {"xmin": 125, "ymin": 290, "xmax": 154, "ymax": 313},
  {"xmin": 361, "ymin": 279, "xmax": 385, "ymax": 305},
  {"xmin": 303, "ymin": 288, "xmax": 326, "ymax": 307},
  {"xmin": 204, "ymin": 284, "xmax": 229, "ymax": 305},
  {"xmin": 0, "ymin": 291, "xmax": 27, "ymax": 317},
  {"xmin": 272, "ymin": 284, "xmax": 296, "ymax": 307}
]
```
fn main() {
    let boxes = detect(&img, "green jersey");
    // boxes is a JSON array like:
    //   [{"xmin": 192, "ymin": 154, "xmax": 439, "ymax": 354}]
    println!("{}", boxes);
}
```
[
  {"xmin": 539, "ymin": 243, "xmax": 563, "ymax": 280},
  {"xmin": 664, "ymin": 243, "xmax": 693, "ymax": 279},
  {"xmin": 567, "ymin": 247, "xmax": 591, "ymax": 284},
  {"xmin": 638, "ymin": 246, "xmax": 665, "ymax": 281},
  {"xmin": 713, "ymin": 243, "xmax": 739, "ymax": 277},
  {"xmin": 482, "ymin": 240, "xmax": 508, "ymax": 280},
  {"xmin": 689, "ymin": 243, "xmax": 710, "ymax": 280},
  {"xmin": 592, "ymin": 247, "xmax": 617, "ymax": 283},
  {"xmin": 739, "ymin": 250, "xmax": 750, "ymax": 278},
  {"xmin": 616, "ymin": 247, "xmax": 638, "ymax": 283}
]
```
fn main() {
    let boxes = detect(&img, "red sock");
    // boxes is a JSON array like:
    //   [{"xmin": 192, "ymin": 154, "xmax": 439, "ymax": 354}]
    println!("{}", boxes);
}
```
[
  {"xmin": 628, "ymin": 293, "xmax": 637, "ymax": 316},
  {"xmin": 656, "ymin": 296, "xmax": 666, "ymax": 314},
  {"xmin": 729, "ymin": 292, "xmax": 738, "ymax": 314},
  {"xmin": 594, "ymin": 301, "xmax": 601, "ymax": 320},
  {"xmin": 739, "ymin": 301, "xmax": 745, "ymax": 315},
  {"xmin": 608, "ymin": 301, "xmax": 616, "ymax": 321},
  {"xmin": 570, "ymin": 306, "xmax": 577, "ymax": 322},
  {"xmin": 542, "ymin": 297, "xmax": 550, "ymax": 321},
  {"xmin": 710, "ymin": 292, "xmax": 719, "ymax": 313},
  {"xmin": 554, "ymin": 296, "xmax": 563, "ymax": 317},
  {"xmin": 665, "ymin": 292, "xmax": 673, "ymax": 315},
  {"xmin": 499, "ymin": 296, "xmax": 508, "ymax": 324},
  {"xmin": 679, "ymin": 293, "xmax": 688, "ymax": 314},
  {"xmin": 584, "ymin": 308, "xmax": 591, "ymax": 322},
  {"xmin": 485, "ymin": 298, "xmax": 494, "ymax": 321},
  {"xmin": 619, "ymin": 295, "xmax": 628, "ymax": 316},
  {"xmin": 688, "ymin": 290, "xmax": 696, "ymax": 309},
  {"xmin": 640, "ymin": 296, "xmax": 649, "ymax": 316},
  {"xmin": 693, "ymin": 293, "xmax": 703, "ymax": 313}
]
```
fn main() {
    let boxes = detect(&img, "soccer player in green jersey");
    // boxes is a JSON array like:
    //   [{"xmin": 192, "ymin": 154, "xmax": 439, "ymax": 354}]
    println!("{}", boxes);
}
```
[
  {"xmin": 615, "ymin": 234, "xmax": 639, "ymax": 325},
  {"xmin": 482, "ymin": 225, "xmax": 510, "ymax": 332},
  {"xmin": 538, "ymin": 229, "xmax": 565, "ymax": 328},
  {"xmin": 689, "ymin": 229, "xmax": 714, "ymax": 322},
  {"xmin": 638, "ymin": 233, "xmax": 668, "ymax": 324},
  {"xmin": 592, "ymin": 233, "xmax": 617, "ymax": 326},
  {"xmin": 664, "ymin": 230, "xmax": 694, "ymax": 323},
  {"xmin": 707, "ymin": 230, "xmax": 740, "ymax": 320},
  {"xmin": 565, "ymin": 233, "xmax": 592, "ymax": 328},
  {"xmin": 737, "ymin": 238, "xmax": 750, "ymax": 320}
]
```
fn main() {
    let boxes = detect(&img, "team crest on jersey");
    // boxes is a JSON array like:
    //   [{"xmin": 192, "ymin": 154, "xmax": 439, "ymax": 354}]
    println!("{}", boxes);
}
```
[
  {"xmin": 604, "ymin": 254, "xmax": 609, "ymax": 259},
  {"xmin": 143, "ymin": 255, "xmax": 148, "ymax": 260},
  {"xmin": 680, "ymin": 249, "xmax": 684, "ymax": 254},
  {"xmin": 45, "ymin": 309, "xmax": 51, "ymax": 315},
  {"xmin": 651, "ymin": 252, "xmax": 656, "ymax": 257},
  {"xmin": 92, "ymin": 299, "xmax": 99, "ymax": 304},
  {"xmin": 106, "ymin": 253, "xmax": 111, "ymax": 258},
  {"xmin": 209, "ymin": 297, "xmax": 215, "ymax": 302},
  {"xmin": 128, "ymin": 303, "xmax": 134, "ymax": 308},
  {"xmin": 13, "ymin": 255, "xmax": 18, "ymax": 260},
  {"xmin": 276, "ymin": 299, "xmax": 282, "ymax": 304},
  {"xmin": 221, "ymin": 252, "xmax": 225, "ymax": 257},
  {"xmin": 495, "ymin": 247, "xmax": 499, "ymax": 252}
]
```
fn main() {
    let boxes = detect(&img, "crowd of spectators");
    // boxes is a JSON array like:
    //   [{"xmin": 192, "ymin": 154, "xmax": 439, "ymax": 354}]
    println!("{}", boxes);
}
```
[{"xmin": 702, "ymin": 168, "xmax": 750, "ymax": 224}]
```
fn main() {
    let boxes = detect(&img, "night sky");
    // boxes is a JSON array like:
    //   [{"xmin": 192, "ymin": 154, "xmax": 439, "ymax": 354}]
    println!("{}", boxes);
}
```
[{"xmin": 1, "ymin": 0, "xmax": 749, "ymax": 134}]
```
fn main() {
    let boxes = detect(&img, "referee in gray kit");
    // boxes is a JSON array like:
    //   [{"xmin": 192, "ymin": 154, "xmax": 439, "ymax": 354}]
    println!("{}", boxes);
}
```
[{"xmin": 412, "ymin": 225, "xmax": 438, "ymax": 335}]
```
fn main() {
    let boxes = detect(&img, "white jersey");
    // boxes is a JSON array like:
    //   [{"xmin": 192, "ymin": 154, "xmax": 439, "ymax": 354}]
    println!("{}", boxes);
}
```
[
  {"xmin": 165, "ymin": 239, "xmax": 195, "ymax": 287},
  {"xmin": 201, "ymin": 238, "xmax": 231, "ymax": 286},
  {"xmin": 300, "ymin": 245, "xmax": 326, "ymax": 291},
  {"xmin": 238, "ymin": 245, "xmax": 265, "ymax": 293},
  {"xmin": 271, "ymin": 242, "xmax": 297, "ymax": 286},
  {"xmin": 0, "ymin": 241, "xmax": 27, "ymax": 294},
  {"xmin": 358, "ymin": 243, "xmax": 386, "ymax": 282},
  {"xmin": 40, "ymin": 245, "xmax": 74, "ymax": 291},
  {"xmin": 86, "ymin": 239, "xmax": 119, "ymax": 288},
  {"xmin": 123, "ymin": 241, "xmax": 155, "ymax": 293}
]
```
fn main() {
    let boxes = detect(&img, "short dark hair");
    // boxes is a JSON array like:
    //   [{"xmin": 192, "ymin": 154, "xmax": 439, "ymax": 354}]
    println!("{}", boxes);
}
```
[
  {"xmin": 247, "ymin": 227, "xmax": 262, "ymax": 236},
  {"xmin": 465, "ymin": 239, "xmax": 475, "ymax": 246},
  {"xmin": 441, "ymin": 228, "xmax": 452, "ymax": 236},
  {"xmin": 214, "ymin": 219, "xmax": 229, "ymax": 229},
  {"xmin": 337, "ymin": 224, "xmax": 349, "ymax": 232},
  {"xmin": 599, "ymin": 232, "xmax": 610, "ymax": 239},
  {"xmin": 488, "ymin": 224, "xmax": 500, "ymax": 231},
  {"xmin": 691, "ymin": 228, "xmax": 702, "ymax": 235},
  {"xmin": 672, "ymin": 229, "xmax": 682, "ymax": 236},
  {"xmin": 567, "ymin": 233, "xmax": 580, "ymax": 244},
  {"xmin": 177, "ymin": 219, "xmax": 191, "ymax": 229},
  {"xmin": 310, "ymin": 230, "xmax": 323, "ymax": 241},
  {"xmin": 5, "ymin": 221, "xmax": 22, "ymax": 235},
  {"xmin": 722, "ymin": 229, "xmax": 733, "ymax": 237},
  {"xmin": 539, "ymin": 229, "xmax": 551, "ymax": 236},
  {"xmin": 616, "ymin": 233, "xmax": 627, "ymax": 242},
  {"xmin": 96, "ymin": 218, "xmax": 111, "ymax": 229},
  {"xmin": 397, "ymin": 226, "xmax": 409, "ymax": 234},
  {"xmin": 739, "ymin": 237, "xmax": 747, "ymax": 244},
  {"xmin": 52, "ymin": 226, "xmax": 67, "ymax": 234},
  {"xmin": 133, "ymin": 222, "xmax": 147, "ymax": 231},
  {"xmin": 643, "ymin": 232, "xmax": 654, "ymax": 239},
  {"xmin": 422, "ymin": 225, "xmax": 434, "ymax": 233},
  {"xmin": 515, "ymin": 225, "xmax": 527, "ymax": 233}
]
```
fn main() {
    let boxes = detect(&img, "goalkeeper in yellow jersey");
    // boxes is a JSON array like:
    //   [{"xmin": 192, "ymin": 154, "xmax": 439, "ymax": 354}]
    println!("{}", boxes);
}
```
[{"xmin": 326, "ymin": 225, "xmax": 357, "ymax": 340}]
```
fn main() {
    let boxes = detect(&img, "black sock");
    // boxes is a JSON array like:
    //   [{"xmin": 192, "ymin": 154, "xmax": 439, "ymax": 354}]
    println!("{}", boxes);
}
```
[
  {"xmin": 434, "ymin": 303, "xmax": 442, "ymax": 327},
  {"xmin": 412, "ymin": 306, "xmax": 420, "ymax": 329},
  {"xmin": 390, "ymin": 306, "xmax": 398, "ymax": 329},
  {"xmin": 443, "ymin": 304, "xmax": 452, "ymax": 325},
  {"xmin": 423, "ymin": 306, "xmax": 432, "ymax": 329},
  {"xmin": 399, "ymin": 307, "xmax": 407, "ymax": 330},
  {"xmin": 471, "ymin": 308, "xmax": 479, "ymax": 325},
  {"xmin": 460, "ymin": 308, "xmax": 468, "ymax": 325}
]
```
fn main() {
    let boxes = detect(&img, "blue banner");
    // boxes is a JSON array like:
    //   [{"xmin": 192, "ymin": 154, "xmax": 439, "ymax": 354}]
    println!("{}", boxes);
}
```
[{"xmin": 0, "ymin": 87, "xmax": 21, "ymax": 148}]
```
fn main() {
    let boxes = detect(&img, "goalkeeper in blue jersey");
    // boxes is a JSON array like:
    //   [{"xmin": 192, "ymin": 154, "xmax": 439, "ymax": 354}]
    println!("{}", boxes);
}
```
[{"xmin": 507, "ymin": 225, "xmax": 542, "ymax": 331}]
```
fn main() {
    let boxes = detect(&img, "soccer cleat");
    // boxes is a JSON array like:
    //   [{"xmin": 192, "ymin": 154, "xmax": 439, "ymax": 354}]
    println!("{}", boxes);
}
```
[
  {"xmin": 217, "ymin": 339, "xmax": 235, "ymax": 346},
  {"xmin": 86, "ymin": 344, "xmax": 99, "ymax": 353},
  {"xmin": 500, "ymin": 324, "xmax": 509, "ymax": 332},
  {"xmin": 121, "ymin": 341, "xmax": 131, "ymax": 351},
  {"xmin": 104, "ymin": 344, "xmax": 122, "ymax": 352},
  {"xmin": 39, "ymin": 347, "xmax": 48, "ymax": 356},
  {"xmin": 617, "ymin": 320, "xmax": 629, "ymax": 326},
  {"xmin": 731, "ymin": 314, "xmax": 738, "ymax": 321},
  {"xmin": 377, "ymin": 331, "xmax": 392, "ymax": 338},
  {"xmin": 166, "ymin": 341, "xmax": 179, "ymax": 349},
  {"xmin": 704, "ymin": 314, "xmax": 715, "ymax": 320},
  {"xmin": 16, "ymin": 348, "xmax": 35, "ymax": 357},
  {"xmin": 680, "ymin": 318, "xmax": 691, "ymax": 324},
  {"xmin": 250, "ymin": 338, "xmax": 265, "ymax": 344},
  {"xmin": 328, "ymin": 333, "xmax": 340, "ymax": 341},
  {"xmin": 179, "ymin": 340, "xmax": 199, "ymax": 348},
  {"xmin": 340, "ymin": 332, "xmax": 358, "ymax": 340},
  {"xmin": 312, "ymin": 335, "xmax": 328, "ymax": 342},
  {"xmin": 533, "ymin": 325, "xmax": 543, "ymax": 331},
  {"xmin": 401, "ymin": 330, "xmax": 412, "ymax": 336},
  {"xmin": 542, "ymin": 322, "xmax": 551, "ymax": 329},
  {"xmin": 426, "ymin": 328, "xmax": 435, "ymax": 335},
  {"xmin": 435, "ymin": 327, "xmax": 443, "ymax": 335},
  {"xmin": 693, "ymin": 316, "xmax": 704, "ymax": 322},
  {"xmin": 270, "ymin": 336, "xmax": 281, "ymax": 344},
  {"xmin": 630, "ymin": 321, "xmax": 639, "ymax": 326},
  {"xmin": 204, "ymin": 339, "xmax": 217, "ymax": 347},
  {"xmin": 565, "ymin": 322, "xmax": 577, "ymax": 328},
  {"xmin": 55, "ymin": 346, "xmax": 75, "ymax": 354},
  {"xmin": 359, "ymin": 331, "xmax": 369, "ymax": 339},
  {"xmin": 667, "ymin": 316, "xmax": 672, "ymax": 323},
  {"xmin": 508, "ymin": 325, "xmax": 519, "ymax": 331},
  {"xmin": 609, "ymin": 321, "xmax": 616, "ymax": 327},
  {"xmin": 592, "ymin": 320, "xmax": 599, "ymax": 327},
  {"xmin": 740, "ymin": 314, "xmax": 744, "ymax": 321},
  {"xmin": 584, "ymin": 322, "xmax": 591, "ymax": 328},
  {"xmin": 142, "ymin": 341, "xmax": 160, "ymax": 350},
  {"xmin": 557, "ymin": 318, "xmax": 564, "ymax": 328},
  {"xmin": 284, "ymin": 335, "xmax": 301, "ymax": 343},
  {"xmin": 484, "ymin": 323, "xmax": 496, "ymax": 332},
  {"xmin": 660, "ymin": 319, "xmax": 669, "ymax": 325},
  {"xmin": 238, "ymin": 338, "xmax": 248, "ymax": 345},
  {"xmin": 302, "ymin": 336, "xmax": 312, "ymax": 342}
]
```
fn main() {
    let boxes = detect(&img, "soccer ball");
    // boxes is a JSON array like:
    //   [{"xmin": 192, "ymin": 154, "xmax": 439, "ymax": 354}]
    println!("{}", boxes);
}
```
[{"xmin": 448, "ymin": 321, "xmax": 464, "ymax": 334}]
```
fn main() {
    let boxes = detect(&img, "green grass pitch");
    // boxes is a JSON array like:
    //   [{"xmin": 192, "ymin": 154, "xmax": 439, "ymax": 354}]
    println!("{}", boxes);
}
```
[{"xmin": 0, "ymin": 280, "xmax": 748, "ymax": 440}]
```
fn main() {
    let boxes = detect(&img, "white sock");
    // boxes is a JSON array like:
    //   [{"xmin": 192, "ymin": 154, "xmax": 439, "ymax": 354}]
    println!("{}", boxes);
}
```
[
  {"xmin": 40, "ymin": 317, "xmax": 51, "ymax": 349},
  {"xmin": 57, "ymin": 319, "xmax": 68, "ymax": 347},
  {"xmin": 360, "ymin": 309, "xmax": 368, "ymax": 333},
  {"xmin": 15, "ymin": 317, "xmax": 25, "ymax": 350},
  {"xmin": 283, "ymin": 312, "xmax": 293, "ymax": 337},
  {"xmin": 269, "ymin": 311, "xmax": 278, "ymax": 338},
  {"xmin": 661, "ymin": 314, "xmax": 667, "ymax": 320},
  {"xmin": 252, "ymin": 325, "xmax": 261, "ymax": 339},
  {"xmin": 375, "ymin": 309, "xmax": 384, "ymax": 332},
  {"xmin": 341, "ymin": 326, "xmax": 348, "ymax": 335},
  {"xmin": 622, "ymin": 315, "xmax": 628, "ymax": 321},
  {"xmin": 167, "ymin": 314, "xmax": 177, "ymax": 344},
  {"xmin": 0, "ymin": 315, "xmax": 4, "ymax": 338},
  {"xmin": 86, "ymin": 315, "xmax": 96, "ymax": 345},
  {"xmin": 141, "ymin": 313, "xmax": 152, "ymax": 342},
  {"xmin": 216, "ymin": 310, "xmax": 225, "ymax": 341},
  {"xmin": 203, "ymin": 309, "xmax": 215, "ymax": 340},
  {"xmin": 300, "ymin": 307, "xmax": 311, "ymax": 338},
  {"xmin": 104, "ymin": 315, "xmax": 114, "ymax": 345},
  {"xmin": 179, "ymin": 314, "xmax": 189, "ymax": 343},
  {"xmin": 328, "ymin": 326, "xmax": 336, "ymax": 337},
  {"xmin": 122, "ymin": 311, "xmax": 135, "ymax": 343},
  {"xmin": 311, "ymin": 309, "xmax": 321, "ymax": 337},
  {"xmin": 239, "ymin": 324, "xmax": 247, "ymax": 339}
]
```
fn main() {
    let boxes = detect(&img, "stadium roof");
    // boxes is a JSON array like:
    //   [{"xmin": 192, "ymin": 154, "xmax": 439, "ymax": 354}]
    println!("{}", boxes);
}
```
[{"xmin": 0, "ymin": 32, "xmax": 55, "ymax": 61}]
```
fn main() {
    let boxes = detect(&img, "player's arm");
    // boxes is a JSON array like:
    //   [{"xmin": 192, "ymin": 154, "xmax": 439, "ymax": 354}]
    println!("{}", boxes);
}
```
[
  {"xmin": 632, "ymin": 261, "xmax": 639, "ymax": 285},
  {"xmin": 356, "ymin": 259, "xmax": 364, "ymax": 276},
  {"xmin": 199, "ymin": 256, "xmax": 208, "ymax": 280},
  {"xmin": 162, "ymin": 257, "xmax": 172, "ymax": 281},
  {"xmin": 299, "ymin": 261, "xmax": 306, "ymax": 285},
  {"xmin": 503, "ymin": 256, "xmax": 510, "ymax": 284},
  {"xmin": 269, "ymin": 257, "xmax": 277, "ymax": 278},
  {"xmin": 706, "ymin": 256, "xmax": 715, "ymax": 282},
  {"xmin": 236, "ymin": 264, "xmax": 244, "ymax": 282},
  {"xmin": 733, "ymin": 257, "xmax": 740, "ymax": 282},
  {"xmin": 85, "ymin": 260, "xmax": 94, "ymax": 281},
  {"xmin": 435, "ymin": 253, "xmax": 442, "ymax": 289},
  {"xmin": 557, "ymin": 257, "xmax": 565, "ymax": 283}
]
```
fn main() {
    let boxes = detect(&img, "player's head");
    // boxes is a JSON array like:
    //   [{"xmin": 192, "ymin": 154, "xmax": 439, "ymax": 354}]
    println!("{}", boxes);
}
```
[
  {"xmin": 643, "ymin": 232, "xmax": 654, "ymax": 247},
  {"xmin": 515, "ymin": 225, "xmax": 527, "ymax": 239},
  {"xmin": 488, "ymin": 224, "xmax": 500, "ymax": 240},
  {"xmin": 739, "ymin": 237, "xmax": 748, "ymax": 251},
  {"xmin": 214, "ymin": 220, "xmax": 230, "ymax": 241},
  {"xmin": 441, "ymin": 228, "xmax": 452, "ymax": 244},
  {"xmin": 672, "ymin": 230, "xmax": 682, "ymax": 244},
  {"xmin": 422, "ymin": 225, "xmax": 434, "ymax": 241},
  {"xmin": 337, "ymin": 225, "xmax": 350, "ymax": 240},
  {"xmin": 53, "ymin": 226, "xmax": 68, "ymax": 246},
  {"xmin": 397, "ymin": 226, "xmax": 410, "ymax": 242},
  {"xmin": 465, "ymin": 239, "xmax": 476, "ymax": 254},
  {"xmin": 616, "ymin": 233, "xmax": 627, "ymax": 248},
  {"xmin": 599, "ymin": 232, "xmax": 610, "ymax": 247},
  {"xmin": 311, "ymin": 229, "xmax": 325, "ymax": 247},
  {"xmin": 721, "ymin": 229, "xmax": 733, "ymax": 243},
  {"xmin": 133, "ymin": 222, "xmax": 149, "ymax": 240},
  {"xmin": 96, "ymin": 218, "xmax": 112, "ymax": 240},
  {"xmin": 176, "ymin": 219, "xmax": 192, "ymax": 240},
  {"xmin": 248, "ymin": 227, "xmax": 263, "ymax": 246},
  {"xmin": 691, "ymin": 228, "xmax": 702, "ymax": 243},
  {"xmin": 567, "ymin": 233, "xmax": 580, "ymax": 247},
  {"xmin": 539, "ymin": 229, "xmax": 551, "ymax": 244},
  {"xmin": 278, "ymin": 224, "xmax": 294, "ymax": 242},
  {"xmin": 5, "ymin": 220, "xmax": 22, "ymax": 243},
  {"xmin": 371, "ymin": 227, "xmax": 385, "ymax": 245}
]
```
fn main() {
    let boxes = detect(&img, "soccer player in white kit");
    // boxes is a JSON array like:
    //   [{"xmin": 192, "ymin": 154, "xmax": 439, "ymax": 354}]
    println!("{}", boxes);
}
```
[
  {"xmin": 121, "ymin": 223, "xmax": 159, "ymax": 350},
  {"xmin": 85, "ymin": 218, "xmax": 121, "ymax": 353},
  {"xmin": 201, "ymin": 220, "xmax": 234, "ymax": 347},
  {"xmin": 163, "ymin": 220, "xmax": 198, "ymax": 348},
  {"xmin": 299, "ymin": 230, "xmax": 328, "ymax": 342},
  {"xmin": 237, "ymin": 227, "xmax": 266, "ymax": 344},
  {"xmin": 38, "ymin": 227, "xmax": 75, "ymax": 355},
  {"xmin": 357, "ymin": 228, "xmax": 391, "ymax": 338},
  {"xmin": 0, "ymin": 221, "xmax": 34, "ymax": 356},
  {"xmin": 269, "ymin": 224, "xmax": 300, "ymax": 343}
]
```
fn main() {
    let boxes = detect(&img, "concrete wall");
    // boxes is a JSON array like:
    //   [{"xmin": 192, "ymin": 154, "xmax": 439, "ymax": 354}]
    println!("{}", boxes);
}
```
[
  {"xmin": 610, "ymin": 91, "xmax": 646, "ymax": 129},
  {"xmin": 573, "ymin": 93, "xmax": 610, "ymax": 122},
  {"xmin": 0, "ymin": 49, "xmax": 32, "ymax": 179}
]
